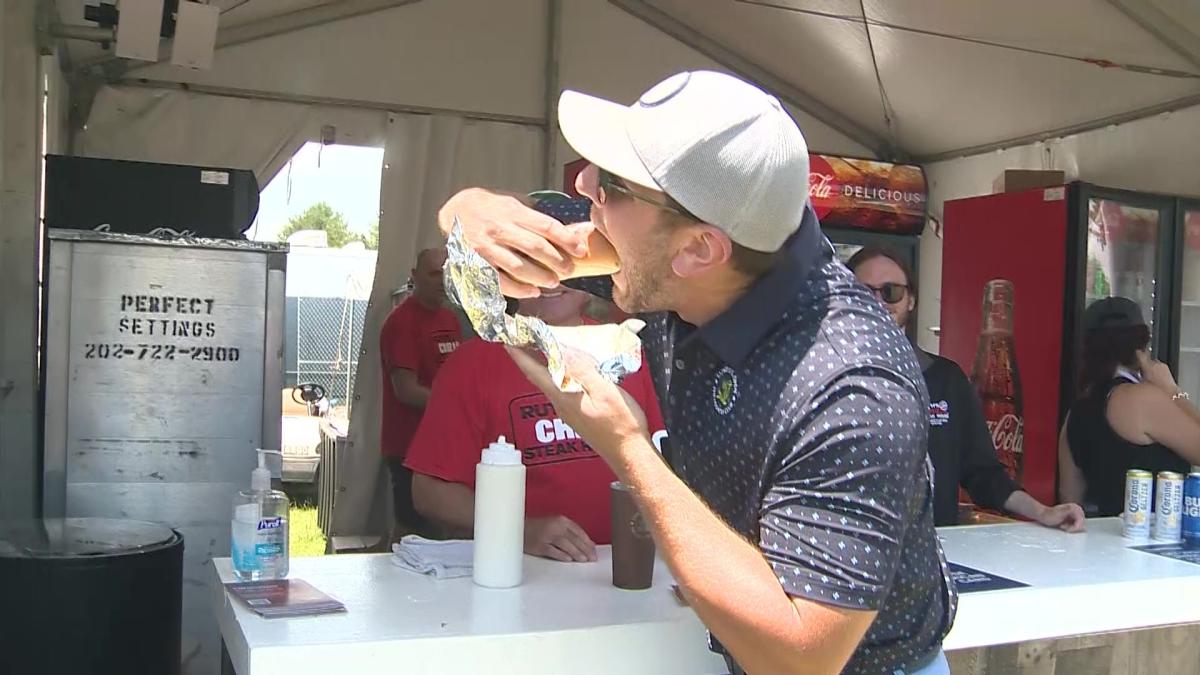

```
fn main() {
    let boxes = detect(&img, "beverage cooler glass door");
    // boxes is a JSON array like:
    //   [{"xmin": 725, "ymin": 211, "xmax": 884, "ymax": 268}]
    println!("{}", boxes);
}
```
[
  {"xmin": 1083, "ymin": 195, "xmax": 1171, "ymax": 357},
  {"xmin": 1178, "ymin": 206, "xmax": 1200, "ymax": 399}
]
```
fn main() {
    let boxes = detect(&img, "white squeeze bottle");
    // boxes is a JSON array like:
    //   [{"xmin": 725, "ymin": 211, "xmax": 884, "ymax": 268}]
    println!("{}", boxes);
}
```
[
  {"xmin": 473, "ymin": 436, "xmax": 526, "ymax": 588},
  {"xmin": 231, "ymin": 449, "xmax": 290, "ymax": 580}
]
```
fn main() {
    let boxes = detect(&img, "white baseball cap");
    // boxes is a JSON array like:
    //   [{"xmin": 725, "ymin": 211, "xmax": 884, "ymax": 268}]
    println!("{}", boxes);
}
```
[{"xmin": 558, "ymin": 70, "xmax": 809, "ymax": 253}]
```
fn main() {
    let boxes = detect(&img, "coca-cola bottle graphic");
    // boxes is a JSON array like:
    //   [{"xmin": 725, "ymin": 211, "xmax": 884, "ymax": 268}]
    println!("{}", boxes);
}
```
[{"xmin": 970, "ymin": 279, "xmax": 1024, "ymax": 481}]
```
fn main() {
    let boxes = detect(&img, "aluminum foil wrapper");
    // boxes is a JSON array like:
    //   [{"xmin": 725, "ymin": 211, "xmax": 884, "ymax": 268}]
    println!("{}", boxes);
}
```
[{"xmin": 444, "ymin": 219, "xmax": 644, "ymax": 392}]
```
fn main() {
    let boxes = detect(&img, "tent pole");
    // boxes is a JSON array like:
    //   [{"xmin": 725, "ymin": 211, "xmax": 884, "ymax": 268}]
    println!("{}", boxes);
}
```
[
  {"xmin": 0, "ymin": 0, "xmax": 43, "ymax": 520},
  {"xmin": 1107, "ymin": 0, "xmax": 1200, "ymax": 72},
  {"xmin": 542, "ymin": 0, "xmax": 562, "ymax": 188},
  {"xmin": 112, "ymin": 78, "xmax": 547, "ymax": 128}
]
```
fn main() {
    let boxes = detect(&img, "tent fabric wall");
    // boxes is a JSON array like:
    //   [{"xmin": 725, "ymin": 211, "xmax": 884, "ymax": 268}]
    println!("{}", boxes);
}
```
[
  {"xmin": 77, "ymin": 85, "xmax": 315, "ymax": 184},
  {"xmin": 330, "ymin": 113, "xmax": 544, "ymax": 539},
  {"xmin": 1, "ymin": 1, "xmax": 47, "ymax": 522},
  {"xmin": 916, "ymin": 103, "xmax": 1200, "ymax": 353}
]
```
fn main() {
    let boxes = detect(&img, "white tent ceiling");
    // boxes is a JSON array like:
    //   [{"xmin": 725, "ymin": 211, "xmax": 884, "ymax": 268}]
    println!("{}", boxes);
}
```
[
  {"xmin": 638, "ymin": 0, "xmax": 1200, "ymax": 160},
  {"xmin": 50, "ymin": 0, "xmax": 1200, "ymax": 163}
]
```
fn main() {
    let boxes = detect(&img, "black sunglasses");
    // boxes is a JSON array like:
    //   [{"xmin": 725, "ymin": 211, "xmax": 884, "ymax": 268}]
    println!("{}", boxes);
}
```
[
  {"xmin": 865, "ymin": 282, "xmax": 909, "ymax": 304},
  {"xmin": 597, "ymin": 168, "xmax": 699, "ymax": 220}
]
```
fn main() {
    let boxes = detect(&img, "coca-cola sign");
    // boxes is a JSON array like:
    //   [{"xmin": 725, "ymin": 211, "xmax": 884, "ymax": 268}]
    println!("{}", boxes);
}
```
[
  {"xmin": 987, "ymin": 413, "xmax": 1024, "ymax": 455},
  {"xmin": 563, "ymin": 154, "xmax": 928, "ymax": 235},
  {"xmin": 808, "ymin": 154, "xmax": 928, "ymax": 235}
]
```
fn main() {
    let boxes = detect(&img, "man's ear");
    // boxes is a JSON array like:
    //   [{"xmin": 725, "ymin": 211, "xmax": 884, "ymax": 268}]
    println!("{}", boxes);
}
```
[{"xmin": 670, "ymin": 225, "xmax": 733, "ymax": 278}]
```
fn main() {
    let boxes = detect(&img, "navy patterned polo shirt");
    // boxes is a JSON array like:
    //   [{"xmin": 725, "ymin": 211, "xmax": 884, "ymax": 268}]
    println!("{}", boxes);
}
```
[{"xmin": 537, "ymin": 197, "xmax": 958, "ymax": 674}]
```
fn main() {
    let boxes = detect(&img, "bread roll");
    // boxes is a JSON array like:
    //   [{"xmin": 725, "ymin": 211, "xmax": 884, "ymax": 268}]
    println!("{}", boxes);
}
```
[{"xmin": 563, "ymin": 229, "xmax": 620, "ymax": 279}]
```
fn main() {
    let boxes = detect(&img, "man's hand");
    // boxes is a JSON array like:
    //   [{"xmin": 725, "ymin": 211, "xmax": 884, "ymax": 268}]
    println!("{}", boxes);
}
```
[
  {"xmin": 524, "ymin": 515, "xmax": 598, "ymax": 562},
  {"xmin": 506, "ymin": 346, "xmax": 650, "ymax": 476},
  {"xmin": 438, "ymin": 188, "xmax": 593, "ymax": 298},
  {"xmin": 1037, "ymin": 502, "xmax": 1087, "ymax": 533}
]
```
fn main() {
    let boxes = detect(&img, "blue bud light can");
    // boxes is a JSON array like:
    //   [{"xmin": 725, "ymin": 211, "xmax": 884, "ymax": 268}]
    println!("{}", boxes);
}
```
[{"xmin": 1184, "ymin": 472, "xmax": 1200, "ymax": 543}]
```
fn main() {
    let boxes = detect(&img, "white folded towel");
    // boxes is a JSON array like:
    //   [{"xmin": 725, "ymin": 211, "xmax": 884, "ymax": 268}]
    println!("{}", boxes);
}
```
[{"xmin": 391, "ymin": 536, "xmax": 474, "ymax": 579}]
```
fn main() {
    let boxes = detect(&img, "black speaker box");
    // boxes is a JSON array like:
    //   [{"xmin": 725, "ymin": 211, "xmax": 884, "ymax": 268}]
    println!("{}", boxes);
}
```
[{"xmin": 45, "ymin": 155, "xmax": 259, "ymax": 239}]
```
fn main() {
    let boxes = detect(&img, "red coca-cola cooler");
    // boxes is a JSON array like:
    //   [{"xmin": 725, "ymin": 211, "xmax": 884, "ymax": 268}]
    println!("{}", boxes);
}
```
[{"xmin": 941, "ymin": 182, "xmax": 1200, "ymax": 507}]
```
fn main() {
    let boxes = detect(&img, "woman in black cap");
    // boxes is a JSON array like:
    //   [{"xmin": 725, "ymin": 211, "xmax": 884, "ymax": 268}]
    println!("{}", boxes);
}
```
[{"xmin": 1059, "ymin": 297, "xmax": 1200, "ymax": 516}]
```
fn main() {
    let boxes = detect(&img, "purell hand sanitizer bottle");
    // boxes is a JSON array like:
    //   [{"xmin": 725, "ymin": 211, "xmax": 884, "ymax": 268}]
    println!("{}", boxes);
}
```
[{"xmin": 231, "ymin": 449, "xmax": 290, "ymax": 580}]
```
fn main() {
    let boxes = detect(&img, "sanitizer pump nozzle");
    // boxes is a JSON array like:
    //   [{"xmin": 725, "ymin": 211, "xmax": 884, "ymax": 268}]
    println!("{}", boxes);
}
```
[{"xmin": 252, "ymin": 449, "xmax": 281, "ymax": 491}]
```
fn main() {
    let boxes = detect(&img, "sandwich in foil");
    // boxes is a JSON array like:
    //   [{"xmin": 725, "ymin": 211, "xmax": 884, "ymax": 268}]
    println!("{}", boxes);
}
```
[{"xmin": 443, "ymin": 218, "xmax": 643, "ymax": 392}]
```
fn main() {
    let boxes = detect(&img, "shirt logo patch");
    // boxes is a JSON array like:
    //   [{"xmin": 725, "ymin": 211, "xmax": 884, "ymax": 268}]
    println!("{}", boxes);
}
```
[
  {"xmin": 712, "ymin": 366, "xmax": 738, "ymax": 415},
  {"xmin": 431, "ymin": 329, "xmax": 460, "ymax": 365},
  {"xmin": 507, "ymin": 394, "xmax": 599, "ymax": 467},
  {"xmin": 929, "ymin": 400, "xmax": 950, "ymax": 427}
]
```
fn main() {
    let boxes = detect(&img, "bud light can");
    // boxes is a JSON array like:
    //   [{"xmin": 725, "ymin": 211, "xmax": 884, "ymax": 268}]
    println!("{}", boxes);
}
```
[
  {"xmin": 1183, "ymin": 472, "xmax": 1200, "ymax": 543},
  {"xmin": 1123, "ymin": 469, "xmax": 1153, "ymax": 539},
  {"xmin": 1153, "ymin": 472, "xmax": 1184, "ymax": 542}
]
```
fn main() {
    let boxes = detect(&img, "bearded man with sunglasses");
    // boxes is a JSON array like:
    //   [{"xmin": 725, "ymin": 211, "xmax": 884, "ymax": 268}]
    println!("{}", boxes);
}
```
[
  {"xmin": 436, "ymin": 71, "xmax": 955, "ymax": 675},
  {"xmin": 848, "ymin": 248, "xmax": 1086, "ymax": 532}
]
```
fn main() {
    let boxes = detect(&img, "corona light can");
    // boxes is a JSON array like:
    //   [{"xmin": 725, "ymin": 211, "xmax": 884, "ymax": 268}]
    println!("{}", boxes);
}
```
[
  {"xmin": 1123, "ymin": 469, "xmax": 1153, "ymax": 539},
  {"xmin": 1183, "ymin": 472, "xmax": 1200, "ymax": 543},
  {"xmin": 1153, "ymin": 472, "xmax": 1184, "ymax": 542}
]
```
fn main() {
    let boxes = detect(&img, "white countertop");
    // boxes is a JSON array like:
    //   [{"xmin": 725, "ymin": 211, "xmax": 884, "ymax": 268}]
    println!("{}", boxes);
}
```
[
  {"xmin": 942, "ymin": 517, "xmax": 1200, "ymax": 650},
  {"xmin": 215, "ymin": 519, "xmax": 1200, "ymax": 674},
  {"xmin": 213, "ymin": 548, "xmax": 727, "ymax": 675}
]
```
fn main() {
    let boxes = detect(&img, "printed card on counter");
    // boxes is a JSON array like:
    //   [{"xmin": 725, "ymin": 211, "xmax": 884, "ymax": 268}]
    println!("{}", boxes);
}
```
[
  {"xmin": 947, "ymin": 562, "xmax": 1029, "ymax": 594},
  {"xmin": 1130, "ymin": 542, "xmax": 1200, "ymax": 567},
  {"xmin": 226, "ymin": 579, "xmax": 346, "ymax": 619}
]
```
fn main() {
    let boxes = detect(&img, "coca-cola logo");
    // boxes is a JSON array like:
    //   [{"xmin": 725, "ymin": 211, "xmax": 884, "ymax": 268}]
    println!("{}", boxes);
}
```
[
  {"xmin": 986, "ymin": 413, "xmax": 1024, "ymax": 454},
  {"xmin": 808, "ymin": 154, "xmax": 836, "ymax": 219},
  {"xmin": 810, "ymin": 172, "xmax": 836, "ymax": 200}
]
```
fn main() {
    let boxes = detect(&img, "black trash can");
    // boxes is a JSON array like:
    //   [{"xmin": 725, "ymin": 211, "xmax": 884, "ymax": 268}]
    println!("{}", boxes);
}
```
[{"xmin": 0, "ymin": 518, "xmax": 183, "ymax": 675}]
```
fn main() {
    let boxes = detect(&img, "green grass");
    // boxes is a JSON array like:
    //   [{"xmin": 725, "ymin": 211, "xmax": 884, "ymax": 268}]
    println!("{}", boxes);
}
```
[{"xmin": 290, "ymin": 503, "xmax": 326, "ymax": 557}]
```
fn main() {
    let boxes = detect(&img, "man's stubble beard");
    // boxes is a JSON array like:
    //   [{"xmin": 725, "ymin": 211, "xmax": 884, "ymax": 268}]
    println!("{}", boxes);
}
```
[{"xmin": 615, "ymin": 249, "xmax": 674, "ymax": 315}]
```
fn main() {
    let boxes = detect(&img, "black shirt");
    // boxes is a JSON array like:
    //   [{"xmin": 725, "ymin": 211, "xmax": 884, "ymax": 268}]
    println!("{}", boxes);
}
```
[
  {"xmin": 1066, "ymin": 375, "xmax": 1190, "ymax": 516},
  {"xmin": 539, "ymin": 198, "xmax": 957, "ymax": 674},
  {"xmin": 919, "ymin": 350, "xmax": 1020, "ymax": 526}
]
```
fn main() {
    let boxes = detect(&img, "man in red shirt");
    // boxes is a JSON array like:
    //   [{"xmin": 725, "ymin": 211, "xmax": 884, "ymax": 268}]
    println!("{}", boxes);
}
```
[
  {"xmin": 379, "ymin": 247, "xmax": 463, "ymax": 536},
  {"xmin": 405, "ymin": 286, "xmax": 666, "ymax": 562}
]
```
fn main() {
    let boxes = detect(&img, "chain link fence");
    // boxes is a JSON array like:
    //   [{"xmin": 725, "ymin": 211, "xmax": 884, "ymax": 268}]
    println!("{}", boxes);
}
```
[{"xmin": 288, "ymin": 296, "xmax": 369, "ymax": 412}]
